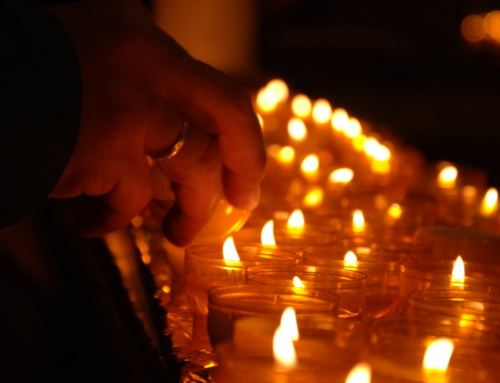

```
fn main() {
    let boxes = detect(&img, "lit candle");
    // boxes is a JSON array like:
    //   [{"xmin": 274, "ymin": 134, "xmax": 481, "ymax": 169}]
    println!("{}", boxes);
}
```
[
  {"xmin": 480, "ymin": 187, "xmax": 498, "ymax": 217},
  {"xmin": 451, "ymin": 255, "xmax": 465, "ymax": 289},
  {"xmin": 423, "ymin": 338, "xmax": 454, "ymax": 382},
  {"xmin": 344, "ymin": 117, "xmax": 362, "ymax": 138},
  {"xmin": 287, "ymin": 117, "xmax": 307, "ymax": 142},
  {"xmin": 291, "ymin": 94, "xmax": 312, "ymax": 118},
  {"xmin": 312, "ymin": 99, "xmax": 332, "ymax": 125},
  {"xmin": 344, "ymin": 250, "xmax": 358, "ymax": 268},
  {"xmin": 438, "ymin": 166, "xmax": 458, "ymax": 189},
  {"xmin": 292, "ymin": 276, "xmax": 305, "ymax": 288},
  {"xmin": 331, "ymin": 108, "xmax": 350, "ymax": 133},
  {"xmin": 261, "ymin": 220, "xmax": 276, "ymax": 246},
  {"xmin": 329, "ymin": 168, "xmax": 354, "ymax": 186},
  {"xmin": 352, "ymin": 210, "xmax": 365, "ymax": 233},
  {"xmin": 345, "ymin": 363, "xmax": 371, "ymax": 383},
  {"xmin": 301, "ymin": 154, "xmax": 319, "ymax": 179},
  {"xmin": 302, "ymin": 188, "xmax": 323, "ymax": 208},
  {"xmin": 276, "ymin": 146, "xmax": 295, "ymax": 165},
  {"xmin": 387, "ymin": 203, "xmax": 402, "ymax": 219},
  {"xmin": 287, "ymin": 209, "xmax": 305, "ymax": 236}
]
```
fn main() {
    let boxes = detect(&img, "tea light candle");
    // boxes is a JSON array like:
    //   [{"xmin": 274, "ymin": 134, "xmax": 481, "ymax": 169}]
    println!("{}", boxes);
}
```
[
  {"xmin": 246, "ymin": 264, "xmax": 367, "ymax": 320},
  {"xmin": 184, "ymin": 240, "xmax": 299, "ymax": 349}
]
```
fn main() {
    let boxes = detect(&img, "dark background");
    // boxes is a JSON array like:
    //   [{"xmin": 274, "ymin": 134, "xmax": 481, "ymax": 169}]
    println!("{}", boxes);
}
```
[{"xmin": 257, "ymin": 0, "xmax": 500, "ymax": 185}]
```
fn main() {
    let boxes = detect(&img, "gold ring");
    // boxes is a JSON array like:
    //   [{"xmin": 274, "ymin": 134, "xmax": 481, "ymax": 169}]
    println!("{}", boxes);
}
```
[{"xmin": 155, "ymin": 118, "xmax": 190, "ymax": 162}]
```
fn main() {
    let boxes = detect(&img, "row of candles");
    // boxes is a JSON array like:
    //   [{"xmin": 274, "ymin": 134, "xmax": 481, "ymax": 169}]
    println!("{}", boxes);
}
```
[{"xmin": 132, "ymin": 78, "xmax": 500, "ymax": 382}]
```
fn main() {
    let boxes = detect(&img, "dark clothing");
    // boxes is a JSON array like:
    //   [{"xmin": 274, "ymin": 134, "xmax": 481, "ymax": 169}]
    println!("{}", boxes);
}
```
[
  {"xmin": 0, "ymin": 0, "xmax": 80, "ymax": 229},
  {"xmin": 0, "ymin": 2, "xmax": 177, "ymax": 381}
]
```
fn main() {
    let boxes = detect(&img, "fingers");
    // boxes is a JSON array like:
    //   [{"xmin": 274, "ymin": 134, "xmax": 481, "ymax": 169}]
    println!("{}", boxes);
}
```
[
  {"xmin": 152, "ymin": 54, "xmax": 266, "ymax": 210},
  {"xmin": 75, "ymin": 158, "xmax": 153, "ymax": 237},
  {"xmin": 157, "ymin": 126, "xmax": 222, "ymax": 246}
]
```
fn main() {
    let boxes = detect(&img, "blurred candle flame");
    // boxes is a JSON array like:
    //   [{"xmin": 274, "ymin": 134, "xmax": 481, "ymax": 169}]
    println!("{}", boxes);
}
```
[
  {"xmin": 273, "ymin": 307, "xmax": 298, "ymax": 371},
  {"xmin": 331, "ymin": 108, "xmax": 350, "ymax": 132},
  {"xmin": 222, "ymin": 237, "xmax": 240, "ymax": 261},
  {"xmin": 266, "ymin": 79, "xmax": 289, "ymax": 104},
  {"xmin": 344, "ymin": 117, "xmax": 362, "ymax": 138},
  {"xmin": 303, "ymin": 188, "xmax": 323, "ymax": 207},
  {"xmin": 451, "ymin": 256, "xmax": 465, "ymax": 285},
  {"xmin": 261, "ymin": 220, "xmax": 276, "ymax": 246},
  {"xmin": 387, "ymin": 203, "xmax": 402, "ymax": 219},
  {"xmin": 345, "ymin": 363, "xmax": 372, "ymax": 383},
  {"xmin": 277, "ymin": 146, "xmax": 295, "ymax": 164},
  {"xmin": 288, "ymin": 117, "xmax": 307, "ymax": 141},
  {"xmin": 301, "ymin": 154, "xmax": 319, "ymax": 175},
  {"xmin": 287, "ymin": 209, "xmax": 305, "ymax": 229},
  {"xmin": 462, "ymin": 14, "xmax": 487, "ymax": 42},
  {"xmin": 352, "ymin": 210, "xmax": 365, "ymax": 233},
  {"xmin": 256, "ymin": 87, "xmax": 278, "ymax": 113},
  {"xmin": 291, "ymin": 94, "xmax": 312, "ymax": 118},
  {"xmin": 329, "ymin": 168, "xmax": 354, "ymax": 184},
  {"xmin": 344, "ymin": 251, "xmax": 358, "ymax": 268},
  {"xmin": 312, "ymin": 99, "xmax": 332, "ymax": 124},
  {"xmin": 480, "ymin": 187, "xmax": 498, "ymax": 216},
  {"xmin": 423, "ymin": 338, "xmax": 454, "ymax": 372},
  {"xmin": 293, "ymin": 276, "xmax": 305, "ymax": 288},
  {"xmin": 438, "ymin": 166, "xmax": 457, "ymax": 188}
]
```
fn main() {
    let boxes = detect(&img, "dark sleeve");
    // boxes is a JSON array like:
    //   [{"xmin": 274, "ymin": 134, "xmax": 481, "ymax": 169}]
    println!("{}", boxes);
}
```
[{"xmin": 0, "ymin": 0, "xmax": 80, "ymax": 229}]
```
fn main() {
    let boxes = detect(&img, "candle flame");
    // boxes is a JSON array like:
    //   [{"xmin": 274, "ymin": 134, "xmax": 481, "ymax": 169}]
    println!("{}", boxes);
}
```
[
  {"xmin": 266, "ymin": 79, "xmax": 289, "ymax": 104},
  {"xmin": 451, "ymin": 255, "xmax": 465, "ymax": 285},
  {"xmin": 329, "ymin": 168, "xmax": 354, "ymax": 184},
  {"xmin": 277, "ymin": 146, "xmax": 295, "ymax": 164},
  {"xmin": 222, "ymin": 237, "xmax": 240, "ymax": 261},
  {"xmin": 331, "ymin": 108, "xmax": 350, "ymax": 132},
  {"xmin": 301, "ymin": 154, "xmax": 319, "ymax": 174},
  {"xmin": 438, "ymin": 166, "xmax": 458, "ymax": 188},
  {"xmin": 423, "ymin": 338, "xmax": 454, "ymax": 372},
  {"xmin": 256, "ymin": 87, "xmax": 278, "ymax": 113},
  {"xmin": 480, "ymin": 187, "xmax": 498, "ymax": 216},
  {"xmin": 261, "ymin": 220, "xmax": 276, "ymax": 246},
  {"xmin": 387, "ymin": 203, "xmax": 402, "ymax": 219},
  {"xmin": 344, "ymin": 117, "xmax": 362, "ymax": 138},
  {"xmin": 344, "ymin": 251, "xmax": 358, "ymax": 267},
  {"xmin": 287, "ymin": 209, "xmax": 305, "ymax": 230},
  {"xmin": 288, "ymin": 117, "xmax": 307, "ymax": 141},
  {"xmin": 293, "ymin": 276, "xmax": 305, "ymax": 288},
  {"xmin": 353, "ymin": 134, "xmax": 367, "ymax": 151},
  {"xmin": 273, "ymin": 307, "xmax": 298, "ymax": 371},
  {"xmin": 303, "ymin": 188, "xmax": 323, "ymax": 207},
  {"xmin": 312, "ymin": 99, "xmax": 332, "ymax": 124},
  {"xmin": 291, "ymin": 94, "xmax": 312, "ymax": 117},
  {"xmin": 345, "ymin": 363, "xmax": 372, "ymax": 383},
  {"xmin": 352, "ymin": 210, "xmax": 365, "ymax": 233}
]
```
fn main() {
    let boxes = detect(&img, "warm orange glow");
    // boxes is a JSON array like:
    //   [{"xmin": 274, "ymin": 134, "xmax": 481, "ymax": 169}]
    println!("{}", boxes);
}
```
[
  {"xmin": 329, "ymin": 168, "xmax": 354, "ymax": 184},
  {"xmin": 256, "ymin": 87, "xmax": 278, "ymax": 113},
  {"xmin": 266, "ymin": 144, "xmax": 281, "ymax": 158},
  {"xmin": 486, "ymin": 11, "xmax": 500, "ymax": 40},
  {"xmin": 288, "ymin": 117, "xmax": 307, "ymax": 141},
  {"xmin": 312, "ymin": 99, "xmax": 332, "ymax": 124},
  {"xmin": 266, "ymin": 79, "xmax": 289, "ymax": 103},
  {"xmin": 287, "ymin": 209, "xmax": 305, "ymax": 232},
  {"xmin": 303, "ymin": 188, "xmax": 323, "ymax": 207},
  {"xmin": 371, "ymin": 160, "xmax": 391, "ymax": 174},
  {"xmin": 293, "ymin": 276, "xmax": 305, "ymax": 288},
  {"xmin": 462, "ymin": 185, "xmax": 477, "ymax": 203},
  {"xmin": 451, "ymin": 256, "xmax": 465, "ymax": 285},
  {"xmin": 423, "ymin": 338, "xmax": 454, "ymax": 372},
  {"xmin": 352, "ymin": 210, "xmax": 365, "ymax": 233},
  {"xmin": 277, "ymin": 146, "xmax": 295, "ymax": 164},
  {"xmin": 301, "ymin": 154, "xmax": 319, "ymax": 174},
  {"xmin": 438, "ymin": 166, "xmax": 458, "ymax": 188},
  {"xmin": 344, "ymin": 251, "xmax": 358, "ymax": 268},
  {"xmin": 280, "ymin": 307, "xmax": 299, "ymax": 341},
  {"xmin": 363, "ymin": 138, "xmax": 379, "ymax": 157},
  {"xmin": 345, "ymin": 363, "xmax": 371, "ymax": 383},
  {"xmin": 261, "ymin": 220, "xmax": 276, "ymax": 246},
  {"xmin": 273, "ymin": 308, "xmax": 298, "ymax": 371},
  {"xmin": 222, "ymin": 237, "xmax": 240, "ymax": 261},
  {"xmin": 291, "ymin": 94, "xmax": 312, "ymax": 118},
  {"xmin": 131, "ymin": 215, "xmax": 144, "ymax": 227},
  {"xmin": 480, "ymin": 187, "xmax": 498, "ymax": 216},
  {"xmin": 331, "ymin": 108, "xmax": 350, "ymax": 132},
  {"xmin": 462, "ymin": 14, "xmax": 487, "ymax": 42},
  {"xmin": 344, "ymin": 117, "xmax": 362, "ymax": 138},
  {"xmin": 162, "ymin": 285, "xmax": 171, "ymax": 294},
  {"xmin": 256, "ymin": 113, "xmax": 264, "ymax": 129},
  {"xmin": 141, "ymin": 254, "xmax": 151, "ymax": 264},
  {"xmin": 353, "ymin": 134, "xmax": 367, "ymax": 151},
  {"xmin": 387, "ymin": 203, "xmax": 402, "ymax": 219}
]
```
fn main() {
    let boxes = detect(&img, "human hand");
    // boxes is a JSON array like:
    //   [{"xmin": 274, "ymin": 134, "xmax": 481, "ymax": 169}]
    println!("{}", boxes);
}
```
[{"xmin": 45, "ymin": 0, "xmax": 266, "ymax": 246}]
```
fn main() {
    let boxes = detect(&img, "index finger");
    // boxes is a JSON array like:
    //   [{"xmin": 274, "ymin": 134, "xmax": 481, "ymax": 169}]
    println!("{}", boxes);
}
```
[{"xmin": 153, "ymin": 53, "xmax": 266, "ymax": 210}]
